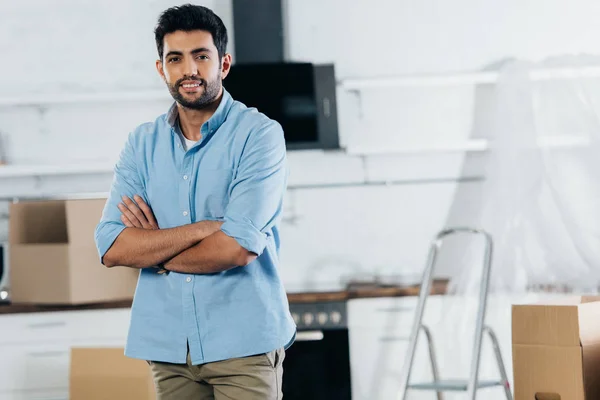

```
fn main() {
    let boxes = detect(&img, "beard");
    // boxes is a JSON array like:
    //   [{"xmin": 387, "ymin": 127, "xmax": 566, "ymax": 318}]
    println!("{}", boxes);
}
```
[{"xmin": 167, "ymin": 74, "xmax": 222, "ymax": 110}]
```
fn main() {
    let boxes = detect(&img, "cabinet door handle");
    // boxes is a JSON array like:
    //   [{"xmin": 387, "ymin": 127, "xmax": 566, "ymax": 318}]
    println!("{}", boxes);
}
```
[
  {"xmin": 27, "ymin": 321, "xmax": 67, "ymax": 329},
  {"xmin": 296, "ymin": 330, "xmax": 324, "ymax": 341},
  {"xmin": 322, "ymin": 98, "xmax": 331, "ymax": 117},
  {"xmin": 379, "ymin": 336, "xmax": 410, "ymax": 342},
  {"xmin": 27, "ymin": 350, "xmax": 69, "ymax": 357},
  {"xmin": 376, "ymin": 307, "xmax": 415, "ymax": 313}
]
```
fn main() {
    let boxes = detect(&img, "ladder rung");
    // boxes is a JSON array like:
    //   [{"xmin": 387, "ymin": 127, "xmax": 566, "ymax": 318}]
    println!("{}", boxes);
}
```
[{"xmin": 408, "ymin": 379, "xmax": 506, "ymax": 391}]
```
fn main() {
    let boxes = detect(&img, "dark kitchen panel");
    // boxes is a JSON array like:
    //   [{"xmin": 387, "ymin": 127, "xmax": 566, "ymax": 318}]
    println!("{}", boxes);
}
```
[{"xmin": 224, "ymin": 62, "xmax": 340, "ymax": 151}]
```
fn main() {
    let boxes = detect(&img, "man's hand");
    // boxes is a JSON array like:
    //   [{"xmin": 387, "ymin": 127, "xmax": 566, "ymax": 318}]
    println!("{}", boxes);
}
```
[
  {"xmin": 118, "ymin": 195, "xmax": 168, "ymax": 273},
  {"xmin": 118, "ymin": 195, "xmax": 159, "ymax": 230}
]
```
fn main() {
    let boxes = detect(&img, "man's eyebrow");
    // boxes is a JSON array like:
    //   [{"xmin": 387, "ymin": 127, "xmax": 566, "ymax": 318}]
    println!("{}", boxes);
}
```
[
  {"xmin": 165, "ymin": 50, "xmax": 183, "ymax": 58},
  {"xmin": 191, "ymin": 47, "xmax": 212, "ymax": 54}
]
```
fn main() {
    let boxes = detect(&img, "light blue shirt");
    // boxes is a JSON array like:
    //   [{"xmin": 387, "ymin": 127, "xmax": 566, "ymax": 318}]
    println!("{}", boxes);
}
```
[{"xmin": 94, "ymin": 89, "xmax": 296, "ymax": 364}]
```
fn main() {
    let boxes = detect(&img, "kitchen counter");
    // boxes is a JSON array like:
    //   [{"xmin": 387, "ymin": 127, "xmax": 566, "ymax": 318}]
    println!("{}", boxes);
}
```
[
  {"xmin": 286, "ymin": 278, "xmax": 448, "ymax": 303},
  {"xmin": 0, "ymin": 279, "xmax": 448, "ymax": 314}
]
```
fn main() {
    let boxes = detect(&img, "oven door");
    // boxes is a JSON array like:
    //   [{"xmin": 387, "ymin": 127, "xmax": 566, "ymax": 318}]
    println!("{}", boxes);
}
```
[{"xmin": 282, "ymin": 328, "xmax": 352, "ymax": 399}]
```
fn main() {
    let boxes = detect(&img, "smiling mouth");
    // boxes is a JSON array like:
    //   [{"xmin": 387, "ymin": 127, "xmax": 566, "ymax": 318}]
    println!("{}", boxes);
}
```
[
  {"xmin": 181, "ymin": 82, "xmax": 201, "ymax": 88},
  {"xmin": 179, "ymin": 81, "xmax": 203, "ymax": 93}
]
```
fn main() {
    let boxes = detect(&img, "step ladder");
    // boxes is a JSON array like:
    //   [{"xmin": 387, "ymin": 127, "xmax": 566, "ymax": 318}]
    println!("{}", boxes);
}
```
[{"xmin": 398, "ymin": 227, "xmax": 513, "ymax": 400}]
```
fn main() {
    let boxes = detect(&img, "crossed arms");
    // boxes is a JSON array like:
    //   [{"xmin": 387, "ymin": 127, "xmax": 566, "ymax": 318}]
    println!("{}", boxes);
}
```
[
  {"xmin": 102, "ymin": 195, "xmax": 256, "ymax": 273},
  {"xmin": 95, "ymin": 121, "xmax": 287, "ymax": 275}
]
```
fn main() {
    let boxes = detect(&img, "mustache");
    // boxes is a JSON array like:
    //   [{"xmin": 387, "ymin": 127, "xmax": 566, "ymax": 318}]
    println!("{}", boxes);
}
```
[{"xmin": 175, "ymin": 77, "xmax": 205, "ymax": 87}]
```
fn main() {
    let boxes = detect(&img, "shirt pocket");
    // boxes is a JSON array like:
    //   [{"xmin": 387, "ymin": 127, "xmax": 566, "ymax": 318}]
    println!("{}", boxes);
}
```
[{"xmin": 194, "ymin": 168, "xmax": 233, "ymax": 219}]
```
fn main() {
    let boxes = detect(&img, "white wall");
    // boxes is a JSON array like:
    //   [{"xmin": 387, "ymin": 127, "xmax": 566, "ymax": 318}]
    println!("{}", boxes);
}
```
[{"xmin": 2, "ymin": 0, "xmax": 600, "ymax": 288}]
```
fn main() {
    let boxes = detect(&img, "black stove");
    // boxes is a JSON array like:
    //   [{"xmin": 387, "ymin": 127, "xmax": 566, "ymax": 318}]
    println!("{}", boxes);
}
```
[{"xmin": 283, "ymin": 300, "xmax": 351, "ymax": 400}]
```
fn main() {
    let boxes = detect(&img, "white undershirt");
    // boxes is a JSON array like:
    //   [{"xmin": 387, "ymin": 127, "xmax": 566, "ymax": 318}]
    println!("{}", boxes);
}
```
[
  {"xmin": 178, "ymin": 125, "xmax": 198, "ymax": 151},
  {"xmin": 181, "ymin": 135, "xmax": 197, "ymax": 151}
]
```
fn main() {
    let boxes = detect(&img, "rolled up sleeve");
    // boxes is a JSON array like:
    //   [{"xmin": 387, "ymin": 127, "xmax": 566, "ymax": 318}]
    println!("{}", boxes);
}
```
[
  {"xmin": 94, "ymin": 132, "xmax": 145, "ymax": 263},
  {"xmin": 220, "ymin": 121, "xmax": 288, "ymax": 256}
]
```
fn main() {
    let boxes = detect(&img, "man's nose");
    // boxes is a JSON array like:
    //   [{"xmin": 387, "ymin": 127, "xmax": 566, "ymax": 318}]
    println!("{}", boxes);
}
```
[{"xmin": 183, "ymin": 57, "xmax": 198, "ymax": 76}]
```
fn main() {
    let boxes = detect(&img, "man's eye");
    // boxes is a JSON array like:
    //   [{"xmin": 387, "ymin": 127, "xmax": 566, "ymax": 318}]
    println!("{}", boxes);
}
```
[
  {"xmin": 168, "ymin": 57, "xmax": 179, "ymax": 63},
  {"xmin": 197, "ymin": 55, "xmax": 208, "ymax": 60}
]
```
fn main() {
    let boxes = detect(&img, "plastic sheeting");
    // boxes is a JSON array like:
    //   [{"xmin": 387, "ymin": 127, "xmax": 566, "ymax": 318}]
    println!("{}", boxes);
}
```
[{"xmin": 449, "ymin": 56, "xmax": 600, "ymax": 296}]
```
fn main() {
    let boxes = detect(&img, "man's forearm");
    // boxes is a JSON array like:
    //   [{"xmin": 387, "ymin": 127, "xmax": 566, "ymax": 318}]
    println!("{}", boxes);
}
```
[
  {"xmin": 103, "ymin": 221, "xmax": 223, "ymax": 269},
  {"xmin": 164, "ymin": 230, "xmax": 257, "ymax": 274}
]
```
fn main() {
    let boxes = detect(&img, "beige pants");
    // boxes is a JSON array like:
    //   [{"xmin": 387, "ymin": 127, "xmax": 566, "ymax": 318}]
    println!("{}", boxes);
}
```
[{"xmin": 148, "ymin": 348, "xmax": 285, "ymax": 400}]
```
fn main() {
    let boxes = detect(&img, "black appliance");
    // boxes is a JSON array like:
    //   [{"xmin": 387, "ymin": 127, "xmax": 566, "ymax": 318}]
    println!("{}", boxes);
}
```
[
  {"xmin": 224, "ymin": 62, "xmax": 340, "ymax": 150},
  {"xmin": 282, "ymin": 301, "xmax": 351, "ymax": 399}
]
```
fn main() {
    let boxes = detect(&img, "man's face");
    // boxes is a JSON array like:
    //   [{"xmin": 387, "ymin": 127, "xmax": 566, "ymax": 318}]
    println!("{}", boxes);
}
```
[{"xmin": 156, "ymin": 30, "xmax": 231, "ymax": 110}]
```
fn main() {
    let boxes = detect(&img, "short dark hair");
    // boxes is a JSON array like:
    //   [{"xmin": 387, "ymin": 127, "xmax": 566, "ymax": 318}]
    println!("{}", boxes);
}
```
[{"xmin": 154, "ymin": 4, "xmax": 228, "ymax": 60}]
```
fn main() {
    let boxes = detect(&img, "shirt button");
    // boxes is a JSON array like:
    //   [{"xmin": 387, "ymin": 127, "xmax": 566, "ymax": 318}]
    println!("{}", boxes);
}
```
[
  {"xmin": 183, "ymin": 211, "xmax": 188, "ymax": 216},
  {"xmin": 177, "ymin": 143, "xmax": 181, "ymax": 148},
  {"xmin": 186, "ymin": 277, "xmax": 192, "ymax": 283},
  {"xmin": 183, "ymin": 175, "xmax": 188, "ymax": 180}
]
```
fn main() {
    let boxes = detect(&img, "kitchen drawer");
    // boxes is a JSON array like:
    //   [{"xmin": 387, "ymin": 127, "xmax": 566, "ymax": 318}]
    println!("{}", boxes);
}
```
[
  {"xmin": 348, "ymin": 296, "xmax": 447, "ymax": 337},
  {"xmin": 0, "ymin": 340, "xmax": 127, "ymax": 393},
  {"xmin": 1, "ymin": 308, "xmax": 131, "ymax": 345},
  {"xmin": 0, "ymin": 343, "xmax": 71, "ymax": 392},
  {"xmin": 348, "ymin": 296, "xmax": 418, "ymax": 329},
  {"xmin": 63, "ymin": 308, "xmax": 131, "ymax": 341},
  {"xmin": 1, "ymin": 313, "xmax": 71, "ymax": 345}
]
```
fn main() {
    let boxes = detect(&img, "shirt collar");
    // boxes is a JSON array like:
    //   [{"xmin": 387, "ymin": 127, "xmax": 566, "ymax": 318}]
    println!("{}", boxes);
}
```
[{"xmin": 166, "ymin": 88, "xmax": 233, "ymax": 135}]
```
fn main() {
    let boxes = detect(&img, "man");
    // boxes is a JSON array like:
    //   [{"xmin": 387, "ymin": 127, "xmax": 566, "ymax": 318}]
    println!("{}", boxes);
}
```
[{"xmin": 94, "ymin": 4, "xmax": 296, "ymax": 399}]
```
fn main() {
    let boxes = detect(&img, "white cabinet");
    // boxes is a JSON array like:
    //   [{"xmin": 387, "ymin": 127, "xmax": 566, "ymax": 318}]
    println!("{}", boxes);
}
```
[
  {"xmin": 348, "ymin": 296, "xmax": 442, "ymax": 400},
  {"xmin": 1, "ymin": 309, "xmax": 131, "ymax": 345},
  {"xmin": 0, "ymin": 344, "xmax": 70, "ymax": 392},
  {"xmin": 0, "ymin": 308, "xmax": 131, "ymax": 400},
  {"xmin": 348, "ymin": 295, "xmax": 516, "ymax": 400}
]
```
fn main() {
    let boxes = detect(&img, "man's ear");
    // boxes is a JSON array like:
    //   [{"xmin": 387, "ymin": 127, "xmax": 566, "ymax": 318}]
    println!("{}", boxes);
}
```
[
  {"xmin": 221, "ymin": 53, "xmax": 232, "ymax": 80},
  {"xmin": 155, "ymin": 59, "xmax": 166, "ymax": 82}
]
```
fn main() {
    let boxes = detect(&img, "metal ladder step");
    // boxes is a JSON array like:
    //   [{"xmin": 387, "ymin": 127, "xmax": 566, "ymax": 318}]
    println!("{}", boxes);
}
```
[{"xmin": 409, "ymin": 379, "xmax": 507, "ymax": 391}]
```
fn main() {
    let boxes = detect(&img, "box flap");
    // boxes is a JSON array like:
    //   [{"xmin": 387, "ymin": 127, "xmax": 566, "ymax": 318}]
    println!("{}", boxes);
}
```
[
  {"xmin": 512, "ymin": 303, "xmax": 581, "ymax": 346},
  {"xmin": 581, "ymin": 296, "xmax": 600, "ymax": 304},
  {"xmin": 577, "ymin": 300, "xmax": 600, "ymax": 399},
  {"xmin": 578, "ymin": 301, "xmax": 600, "ymax": 346},
  {"xmin": 9, "ymin": 201, "xmax": 68, "ymax": 244},
  {"xmin": 582, "ymin": 342, "xmax": 600, "ymax": 400},
  {"xmin": 65, "ymin": 199, "xmax": 107, "ymax": 246}
]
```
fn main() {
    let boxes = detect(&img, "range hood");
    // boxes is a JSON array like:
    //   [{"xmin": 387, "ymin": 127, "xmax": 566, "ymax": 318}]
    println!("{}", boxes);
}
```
[{"xmin": 230, "ymin": 0, "xmax": 340, "ymax": 151}]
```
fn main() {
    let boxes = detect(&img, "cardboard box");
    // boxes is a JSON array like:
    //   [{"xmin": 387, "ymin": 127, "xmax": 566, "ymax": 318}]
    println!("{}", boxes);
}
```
[
  {"xmin": 9, "ymin": 198, "xmax": 138, "ymax": 304},
  {"xmin": 70, "ymin": 348, "xmax": 155, "ymax": 400},
  {"xmin": 512, "ymin": 296, "xmax": 600, "ymax": 400}
]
